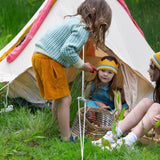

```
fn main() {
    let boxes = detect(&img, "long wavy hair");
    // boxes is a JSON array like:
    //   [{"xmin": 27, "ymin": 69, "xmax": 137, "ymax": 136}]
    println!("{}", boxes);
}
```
[
  {"xmin": 75, "ymin": 0, "xmax": 112, "ymax": 47},
  {"xmin": 151, "ymin": 62, "xmax": 160, "ymax": 103},
  {"xmin": 90, "ymin": 56, "xmax": 119, "ymax": 99}
]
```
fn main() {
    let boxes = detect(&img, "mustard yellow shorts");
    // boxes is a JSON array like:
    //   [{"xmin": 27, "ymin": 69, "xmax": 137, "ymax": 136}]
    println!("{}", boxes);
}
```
[{"xmin": 32, "ymin": 53, "xmax": 70, "ymax": 100}]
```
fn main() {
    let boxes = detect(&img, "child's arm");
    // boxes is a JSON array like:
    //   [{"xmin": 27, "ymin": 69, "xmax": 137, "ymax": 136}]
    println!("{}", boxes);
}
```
[
  {"xmin": 94, "ymin": 101, "xmax": 110, "ymax": 109},
  {"xmin": 60, "ymin": 23, "xmax": 89, "ymax": 69}
]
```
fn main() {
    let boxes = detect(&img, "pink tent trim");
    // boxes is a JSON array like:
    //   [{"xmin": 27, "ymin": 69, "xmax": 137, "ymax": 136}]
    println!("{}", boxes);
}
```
[
  {"xmin": 6, "ymin": 0, "xmax": 55, "ymax": 63},
  {"xmin": 117, "ymin": 0, "xmax": 145, "ymax": 37}
]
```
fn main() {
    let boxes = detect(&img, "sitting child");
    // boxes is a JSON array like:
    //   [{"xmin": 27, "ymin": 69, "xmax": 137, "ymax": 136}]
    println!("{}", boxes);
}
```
[{"xmin": 85, "ymin": 56, "xmax": 129, "ymax": 116}]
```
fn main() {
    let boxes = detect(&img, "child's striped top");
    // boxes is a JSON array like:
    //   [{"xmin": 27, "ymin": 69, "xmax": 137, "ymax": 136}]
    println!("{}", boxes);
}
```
[{"xmin": 35, "ymin": 16, "xmax": 89, "ymax": 68}]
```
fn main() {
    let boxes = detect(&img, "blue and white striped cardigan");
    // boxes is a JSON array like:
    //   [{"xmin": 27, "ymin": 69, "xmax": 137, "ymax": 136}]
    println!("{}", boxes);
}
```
[{"xmin": 35, "ymin": 16, "xmax": 89, "ymax": 68}]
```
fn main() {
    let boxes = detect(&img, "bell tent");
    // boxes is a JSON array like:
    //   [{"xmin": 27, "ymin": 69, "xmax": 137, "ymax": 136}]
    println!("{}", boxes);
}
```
[{"xmin": 0, "ymin": 0, "xmax": 154, "ymax": 109}]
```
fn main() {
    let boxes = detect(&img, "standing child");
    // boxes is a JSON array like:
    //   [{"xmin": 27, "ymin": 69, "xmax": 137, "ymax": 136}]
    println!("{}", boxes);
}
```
[
  {"xmin": 32, "ymin": 0, "xmax": 112, "ymax": 141},
  {"xmin": 85, "ymin": 56, "xmax": 129, "ymax": 115}
]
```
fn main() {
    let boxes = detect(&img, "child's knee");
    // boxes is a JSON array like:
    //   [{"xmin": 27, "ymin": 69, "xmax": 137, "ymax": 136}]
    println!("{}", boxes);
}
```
[
  {"xmin": 139, "ymin": 98, "xmax": 153, "ymax": 111},
  {"xmin": 149, "ymin": 103, "xmax": 160, "ymax": 114},
  {"xmin": 142, "ymin": 98, "xmax": 153, "ymax": 105},
  {"xmin": 62, "ymin": 94, "xmax": 72, "ymax": 106}
]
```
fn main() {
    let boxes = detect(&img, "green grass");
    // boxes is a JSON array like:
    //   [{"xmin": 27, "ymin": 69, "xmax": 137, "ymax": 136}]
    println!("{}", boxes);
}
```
[
  {"xmin": 0, "ymin": 106, "xmax": 160, "ymax": 160},
  {"xmin": 0, "ymin": 0, "xmax": 160, "ymax": 159},
  {"xmin": 0, "ymin": 0, "xmax": 44, "ymax": 49}
]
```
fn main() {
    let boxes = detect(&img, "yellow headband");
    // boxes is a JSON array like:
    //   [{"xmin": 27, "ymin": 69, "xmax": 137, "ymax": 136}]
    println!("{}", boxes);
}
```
[
  {"xmin": 97, "ymin": 59, "xmax": 119, "ymax": 74},
  {"xmin": 151, "ymin": 52, "xmax": 160, "ymax": 70}
]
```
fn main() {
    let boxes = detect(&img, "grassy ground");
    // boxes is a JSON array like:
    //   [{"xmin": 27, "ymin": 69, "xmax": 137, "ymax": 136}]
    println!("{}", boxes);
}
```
[
  {"xmin": 0, "ymin": 0, "xmax": 160, "ymax": 159},
  {"xmin": 0, "ymin": 105, "xmax": 160, "ymax": 160}
]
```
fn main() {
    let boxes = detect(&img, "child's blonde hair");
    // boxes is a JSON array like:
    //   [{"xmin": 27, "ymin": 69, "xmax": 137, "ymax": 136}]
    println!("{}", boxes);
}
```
[{"xmin": 76, "ymin": 0, "xmax": 112, "ymax": 46}]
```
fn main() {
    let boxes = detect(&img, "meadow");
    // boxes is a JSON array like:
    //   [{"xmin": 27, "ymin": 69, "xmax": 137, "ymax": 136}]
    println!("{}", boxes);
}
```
[{"xmin": 0, "ymin": 0, "xmax": 160, "ymax": 159}]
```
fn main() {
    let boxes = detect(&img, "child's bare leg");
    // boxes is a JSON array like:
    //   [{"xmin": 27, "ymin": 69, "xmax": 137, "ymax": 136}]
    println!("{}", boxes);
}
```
[
  {"xmin": 51, "ymin": 100, "xmax": 58, "ymax": 122},
  {"xmin": 57, "ymin": 95, "xmax": 72, "ymax": 140},
  {"xmin": 124, "ymin": 109, "xmax": 129, "ymax": 118},
  {"xmin": 118, "ymin": 98, "xmax": 153, "ymax": 134},
  {"xmin": 132, "ymin": 103, "xmax": 160, "ymax": 138}
]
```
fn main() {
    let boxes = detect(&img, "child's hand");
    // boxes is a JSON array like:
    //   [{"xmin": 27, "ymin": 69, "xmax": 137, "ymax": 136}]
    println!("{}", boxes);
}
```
[
  {"xmin": 152, "ymin": 115, "xmax": 160, "ymax": 125},
  {"xmin": 151, "ymin": 115, "xmax": 160, "ymax": 134},
  {"xmin": 101, "ymin": 105, "xmax": 110, "ymax": 109},
  {"xmin": 83, "ymin": 62, "xmax": 96, "ymax": 73},
  {"xmin": 84, "ymin": 61, "xmax": 97, "ymax": 73},
  {"xmin": 90, "ymin": 65, "xmax": 97, "ymax": 73},
  {"xmin": 95, "ymin": 101, "xmax": 110, "ymax": 109}
]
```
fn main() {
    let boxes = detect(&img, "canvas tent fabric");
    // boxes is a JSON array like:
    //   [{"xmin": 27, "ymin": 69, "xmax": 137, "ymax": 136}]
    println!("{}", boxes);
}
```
[{"xmin": 0, "ymin": 0, "xmax": 154, "ymax": 109}]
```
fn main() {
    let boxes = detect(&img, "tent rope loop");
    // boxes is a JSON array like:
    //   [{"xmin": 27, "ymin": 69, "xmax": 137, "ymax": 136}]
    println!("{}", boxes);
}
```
[
  {"xmin": 0, "ymin": 82, "xmax": 14, "ymax": 113},
  {"xmin": 77, "ymin": 97, "xmax": 87, "ymax": 160},
  {"xmin": 77, "ymin": 45, "xmax": 86, "ymax": 160},
  {"xmin": 0, "ymin": 82, "xmax": 10, "ymax": 108}
]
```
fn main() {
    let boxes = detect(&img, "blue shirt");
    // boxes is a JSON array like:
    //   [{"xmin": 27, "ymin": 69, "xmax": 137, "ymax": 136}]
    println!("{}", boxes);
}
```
[
  {"xmin": 35, "ymin": 16, "xmax": 89, "ymax": 68},
  {"xmin": 86, "ymin": 83, "xmax": 129, "ymax": 112}
]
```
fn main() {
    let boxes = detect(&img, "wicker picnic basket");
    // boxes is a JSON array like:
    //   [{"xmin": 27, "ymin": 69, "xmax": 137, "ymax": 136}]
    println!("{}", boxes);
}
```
[{"xmin": 71, "ymin": 106, "xmax": 116, "ymax": 140}]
